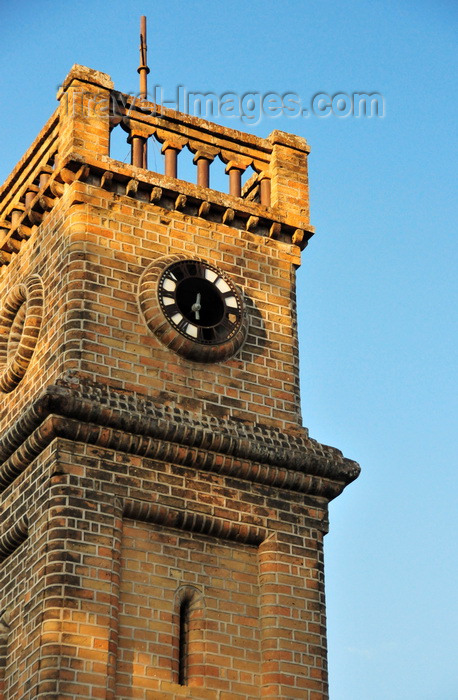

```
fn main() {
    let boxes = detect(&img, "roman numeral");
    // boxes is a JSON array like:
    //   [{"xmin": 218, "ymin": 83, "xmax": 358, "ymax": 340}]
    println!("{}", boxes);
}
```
[
  {"xmin": 221, "ymin": 315, "xmax": 235, "ymax": 330},
  {"xmin": 175, "ymin": 317, "xmax": 189, "ymax": 333},
  {"xmin": 201, "ymin": 327, "xmax": 216, "ymax": 343},
  {"xmin": 204, "ymin": 268, "xmax": 218, "ymax": 283},
  {"xmin": 164, "ymin": 302, "xmax": 179, "ymax": 316},
  {"xmin": 161, "ymin": 289, "xmax": 176, "ymax": 300},
  {"xmin": 215, "ymin": 277, "xmax": 231, "ymax": 294},
  {"xmin": 193, "ymin": 262, "xmax": 206, "ymax": 278},
  {"xmin": 175, "ymin": 261, "xmax": 204, "ymax": 280},
  {"xmin": 162, "ymin": 276, "xmax": 177, "ymax": 292},
  {"xmin": 214, "ymin": 315, "xmax": 237, "ymax": 340},
  {"xmin": 222, "ymin": 292, "xmax": 239, "ymax": 309}
]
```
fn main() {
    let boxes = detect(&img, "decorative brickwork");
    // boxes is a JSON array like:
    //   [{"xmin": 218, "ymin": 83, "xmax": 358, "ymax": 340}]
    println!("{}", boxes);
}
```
[
  {"xmin": 0, "ymin": 274, "xmax": 44, "ymax": 393},
  {"xmin": 0, "ymin": 64, "xmax": 359, "ymax": 699}
]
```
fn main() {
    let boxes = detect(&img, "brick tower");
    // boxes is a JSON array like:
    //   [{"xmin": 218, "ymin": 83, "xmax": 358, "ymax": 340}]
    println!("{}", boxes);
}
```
[{"xmin": 0, "ymin": 62, "xmax": 359, "ymax": 699}]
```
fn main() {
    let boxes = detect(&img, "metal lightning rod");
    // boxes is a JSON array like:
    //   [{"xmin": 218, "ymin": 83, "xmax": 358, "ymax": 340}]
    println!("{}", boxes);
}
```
[
  {"xmin": 138, "ymin": 15, "xmax": 149, "ymax": 100},
  {"xmin": 134, "ymin": 15, "xmax": 150, "ymax": 168}
]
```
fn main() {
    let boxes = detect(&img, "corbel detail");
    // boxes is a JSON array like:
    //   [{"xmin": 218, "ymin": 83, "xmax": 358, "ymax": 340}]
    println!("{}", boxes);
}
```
[
  {"xmin": 126, "ymin": 179, "xmax": 139, "ymax": 197},
  {"xmin": 246, "ymin": 215, "xmax": 259, "ymax": 232},
  {"xmin": 150, "ymin": 186, "xmax": 162, "ymax": 203},
  {"xmin": 198, "ymin": 201, "xmax": 211, "ymax": 217},
  {"xmin": 222, "ymin": 208, "xmax": 235, "ymax": 225},
  {"xmin": 175, "ymin": 193, "xmax": 187, "ymax": 210}
]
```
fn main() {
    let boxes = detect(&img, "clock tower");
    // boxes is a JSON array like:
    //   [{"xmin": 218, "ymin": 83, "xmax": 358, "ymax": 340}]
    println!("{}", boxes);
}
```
[{"xmin": 0, "ymin": 59, "xmax": 359, "ymax": 699}]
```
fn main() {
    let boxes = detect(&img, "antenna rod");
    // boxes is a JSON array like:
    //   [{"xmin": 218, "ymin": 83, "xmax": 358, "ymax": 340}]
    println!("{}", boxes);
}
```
[{"xmin": 138, "ymin": 15, "xmax": 150, "ymax": 100}]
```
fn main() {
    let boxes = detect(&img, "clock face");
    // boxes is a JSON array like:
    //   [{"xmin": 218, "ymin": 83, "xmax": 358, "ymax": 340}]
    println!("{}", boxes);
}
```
[
  {"xmin": 158, "ymin": 260, "xmax": 243, "ymax": 345},
  {"xmin": 139, "ymin": 254, "xmax": 247, "ymax": 363}
]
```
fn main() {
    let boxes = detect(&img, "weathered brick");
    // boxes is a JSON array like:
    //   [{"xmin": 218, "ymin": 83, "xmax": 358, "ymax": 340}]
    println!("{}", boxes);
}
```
[{"xmin": 0, "ymin": 62, "xmax": 359, "ymax": 700}]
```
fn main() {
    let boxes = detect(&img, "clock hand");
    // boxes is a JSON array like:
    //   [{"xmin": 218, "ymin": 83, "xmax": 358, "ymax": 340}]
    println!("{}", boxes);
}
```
[{"xmin": 191, "ymin": 292, "xmax": 201, "ymax": 320}]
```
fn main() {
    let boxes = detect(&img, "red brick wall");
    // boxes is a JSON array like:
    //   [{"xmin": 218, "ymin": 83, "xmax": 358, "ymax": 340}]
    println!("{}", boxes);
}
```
[
  {"xmin": 0, "ymin": 179, "xmax": 303, "ymax": 433},
  {"xmin": 117, "ymin": 521, "xmax": 260, "ymax": 698},
  {"xmin": 0, "ymin": 65, "xmax": 359, "ymax": 700},
  {"xmin": 0, "ymin": 438, "xmax": 331, "ymax": 699}
]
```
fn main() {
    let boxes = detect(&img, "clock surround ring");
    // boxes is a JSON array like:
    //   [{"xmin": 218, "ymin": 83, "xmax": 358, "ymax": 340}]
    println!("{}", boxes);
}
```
[{"xmin": 138, "ymin": 254, "xmax": 247, "ymax": 363}]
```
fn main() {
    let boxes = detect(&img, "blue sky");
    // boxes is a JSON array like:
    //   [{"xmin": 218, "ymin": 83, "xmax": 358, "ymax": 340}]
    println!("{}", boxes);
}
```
[{"xmin": 1, "ymin": 1, "xmax": 457, "ymax": 698}]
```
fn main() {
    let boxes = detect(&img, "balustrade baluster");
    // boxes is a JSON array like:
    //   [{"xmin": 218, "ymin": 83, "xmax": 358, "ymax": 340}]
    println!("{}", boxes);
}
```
[
  {"xmin": 196, "ymin": 157, "xmax": 210, "ymax": 188},
  {"xmin": 131, "ymin": 136, "xmax": 147, "ymax": 169},
  {"xmin": 164, "ymin": 147, "xmax": 178, "ymax": 178},
  {"xmin": 228, "ymin": 167, "xmax": 242, "ymax": 197},
  {"xmin": 260, "ymin": 177, "xmax": 271, "ymax": 207},
  {"xmin": 39, "ymin": 173, "xmax": 50, "ymax": 188},
  {"xmin": 25, "ymin": 191, "xmax": 36, "ymax": 208}
]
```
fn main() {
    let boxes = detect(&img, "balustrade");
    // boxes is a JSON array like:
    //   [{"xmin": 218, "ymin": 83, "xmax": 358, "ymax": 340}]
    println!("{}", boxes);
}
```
[
  {"xmin": 108, "ymin": 90, "xmax": 273, "ymax": 205},
  {"xmin": 0, "ymin": 65, "xmax": 313, "ymax": 267}
]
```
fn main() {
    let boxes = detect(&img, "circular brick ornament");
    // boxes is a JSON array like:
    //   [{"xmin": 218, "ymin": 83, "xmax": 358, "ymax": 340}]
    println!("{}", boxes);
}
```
[
  {"xmin": 0, "ymin": 274, "xmax": 44, "ymax": 392},
  {"xmin": 139, "ymin": 254, "xmax": 247, "ymax": 363}
]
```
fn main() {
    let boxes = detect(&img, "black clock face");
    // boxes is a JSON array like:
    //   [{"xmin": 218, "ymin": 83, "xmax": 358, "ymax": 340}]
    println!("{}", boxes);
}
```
[{"xmin": 158, "ymin": 260, "xmax": 243, "ymax": 345}]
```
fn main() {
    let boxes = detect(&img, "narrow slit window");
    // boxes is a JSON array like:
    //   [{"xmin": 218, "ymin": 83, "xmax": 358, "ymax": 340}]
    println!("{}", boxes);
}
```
[{"xmin": 178, "ymin": 597, "xmax": 190, "ymax": 685}]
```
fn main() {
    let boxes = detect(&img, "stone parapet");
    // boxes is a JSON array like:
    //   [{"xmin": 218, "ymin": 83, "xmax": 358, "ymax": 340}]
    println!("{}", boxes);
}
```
[{"xmin": 0, "ymin": 65, "xmax": 314, "ymax": 270}]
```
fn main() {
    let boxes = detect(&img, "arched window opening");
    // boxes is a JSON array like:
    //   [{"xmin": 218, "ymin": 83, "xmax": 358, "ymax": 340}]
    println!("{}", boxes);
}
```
[
  {"xmin": 176, "ymin": 145, "xmax": 194, "ymax": 185},
  {"xmin": 109, "ymin": 124, "xmax": 130, "ymax": 164},
  {"xmin": 211, "ymin": 154, "xmax": 227, "ymax": 193},
  {"xmin": 241, "ymin": 163, "xmax": 256, "ymax": 190},
  {"xmin": 147, "ymin": 136, "xmax": 162, "ymax": 175}
]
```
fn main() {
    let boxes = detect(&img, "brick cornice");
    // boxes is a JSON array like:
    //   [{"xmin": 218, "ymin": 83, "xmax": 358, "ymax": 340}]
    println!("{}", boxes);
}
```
[
  {"xmin": 0, "ymin": 379, "xmax": 360, "ymax": 499},
  {"xmin": 122, "ymin": 499, "xmax": 266, "ymax": 546}
]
